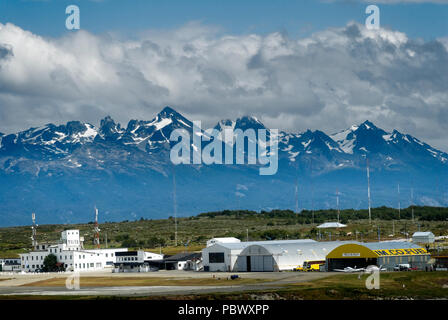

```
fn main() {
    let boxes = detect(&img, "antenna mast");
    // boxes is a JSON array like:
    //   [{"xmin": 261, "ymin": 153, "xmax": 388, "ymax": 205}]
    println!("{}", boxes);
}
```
[
  {"xmin": 93, "ymin": 207, "xmax": 100, "ymax": 249},
  {"xmin": 310, "ymin": 159, "xmax": 315, "ymax": 224},
  {"xmin": 336, "ymin": 188, "xmax": 340, "ymax": 223},
  {"xmin": 172, "ymin": 166, "xmax": 178, "ymax": 246},
  {"xmin": 295, "ymin": 177, "xmax": 299, "ymax": 214},
  {"xmin": 398, "ymin": 183, "xmax": 401, "ymax": 219},
  {"xmin": 366, "ymin": 158, "xmax": 372, "ymax": 224},
  {"xmin": 31, "ymin": 213, "xmax": 38, "ymax": 249}
]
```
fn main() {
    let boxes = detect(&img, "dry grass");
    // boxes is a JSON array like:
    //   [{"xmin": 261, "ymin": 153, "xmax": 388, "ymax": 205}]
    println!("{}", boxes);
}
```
[{"xmin": 22, "ymin": 276, "xmax": 270, "ymax": 287}]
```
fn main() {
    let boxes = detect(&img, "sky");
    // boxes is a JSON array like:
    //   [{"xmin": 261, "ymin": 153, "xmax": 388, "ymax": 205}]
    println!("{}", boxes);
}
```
[{"xmin": 0, "ymin": 0, "xmax": 447, "ymax": 150}]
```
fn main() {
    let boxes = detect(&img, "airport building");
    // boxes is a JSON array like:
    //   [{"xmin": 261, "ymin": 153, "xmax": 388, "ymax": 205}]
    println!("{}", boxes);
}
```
[
  {"xmin": 203, "ymin": 239, "xmax": 431, "ymax": 272},
  {"xmin": 20, "ymin": 229, "xmax": 128, "ymax": 272},
  {"xmin": 412, "ymin": 231, "xmax": 435, "ymax": 244},
  {"xmin": 202, "ymin": 239, "xmax": 317, "ymax": 272},
  {"xmin": 0, "ymin": 258, "xmax": 21, "ymax": 272},
  {"xmin": 113, "ymin": 250, "xmax": 164, "ymax": 273},
  {"xmin": 326, "ymin": 241, "xmax": 430, "ymax": 271}
]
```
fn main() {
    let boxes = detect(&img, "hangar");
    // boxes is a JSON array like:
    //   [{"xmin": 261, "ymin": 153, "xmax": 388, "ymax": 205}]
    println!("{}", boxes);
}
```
[
  {"xmin": 202, "ymin": 239, "xmax": 316, "ymax": 272},
  {"xmin": 234, "ymin": 241, "xmax": 349, "ymax": 272},
  {"xmin": 202, "ymin": 239, "xmax": 431, "ymax": 272},
  {"xmin": 326, "ymin": 241, "xmax": 430, "ymax": 271}
]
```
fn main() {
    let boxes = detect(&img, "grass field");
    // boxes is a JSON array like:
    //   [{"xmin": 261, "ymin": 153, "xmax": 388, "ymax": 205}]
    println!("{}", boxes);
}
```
[
  {"xmin": 1, "ymin": 208, "xmax": 447, "ymax": 258},
  {"xmin": 155, "ymin": 271, "xmax": 448, "ymax": 300},
  {"xmin": 22, "ymin": 276, "xmax": 271, "ymax": 287},
  {"xmin": 1, "ymin": 271, "xmax": 446, "ymax": 300}
]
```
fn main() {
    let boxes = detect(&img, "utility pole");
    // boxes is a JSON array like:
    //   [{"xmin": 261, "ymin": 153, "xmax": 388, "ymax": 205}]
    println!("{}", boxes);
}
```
[
  {"xmin": 336, "ymin": 188, "xmax": 340, "ymax": 223},
  {"xmin": 295, "ymin": 177, "xmax": 299, "ymax": 214},
  {"xmin": 392, "ymin": 220, "xmax": 395, "ymax": 236},
  {"xmin": 411, "ymin": 187, "xmax": 415, "ymax": 222},
  {"xmin": 397, "ymin": 183, "xmax": 401, "ymax": 219},
  {"xmin": 105, "ymin": 232, "xmax": 108, "ymax": 249},
  {"xmin": 93, "ymin": 207, "xmax": 100, "ymax": 249},
  {"xmin": 172, "ymin": 166, "xmax": 178, "ymax": 246},
  {"xmin": 378, "ymin": 225, "xmax": 381, "ymax": 242},
  {"xmin": 366, "ymin": 158, "xmax": 372, "ymax": 224},
  {"xmin": 31, "ymin": 213, "xmax": 38, "ymax": 249},
  {"xmin": 310, "ymin": 159, "xmax": 315, "ymax": 224},
  {"xmin": 246, "ymin": 228, "xmax": 249, "ymax": 242}
]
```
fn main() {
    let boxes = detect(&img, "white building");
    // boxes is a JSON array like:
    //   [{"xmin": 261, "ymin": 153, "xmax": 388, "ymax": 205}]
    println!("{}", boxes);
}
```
[
  {"xmin": 206, "ymin": 237, "xmax": 241, "ymax": 247},
  {"xmin": 113, "ymin": 250, "xmax": 164, "ymax": 273},
  {"xmin": 202, "ymin": 239, "xmax": 316, "ymax": 272},
  {"xmin": 0, "ymin": 258, "xmax": 21, "ymax": 272},
  {"xmin": 412, "ymin": 231, "xmax": 435, "ymax": 244},
  {"xmin": 20, "ymin": 229, "xmax": 127, "ymax": 272}
]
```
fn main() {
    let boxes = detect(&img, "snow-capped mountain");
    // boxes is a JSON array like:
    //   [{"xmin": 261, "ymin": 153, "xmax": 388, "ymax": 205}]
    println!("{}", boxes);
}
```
[
  {"xmin": 0, "ymin": 121, "xmax": 98, "ymax": 159},
  {"xmin": 330, "ymin": 120, "xmax": 448, "ymax": 169},
  {"xmin": 0, "ymin": 107, "xmax": 447, "ymax": 226}
]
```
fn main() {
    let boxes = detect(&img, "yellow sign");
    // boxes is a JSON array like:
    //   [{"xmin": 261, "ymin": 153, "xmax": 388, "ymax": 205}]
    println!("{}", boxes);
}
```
[{"xmin": 372, "ymin": 248, "xmax": 428, "ymax": 256}]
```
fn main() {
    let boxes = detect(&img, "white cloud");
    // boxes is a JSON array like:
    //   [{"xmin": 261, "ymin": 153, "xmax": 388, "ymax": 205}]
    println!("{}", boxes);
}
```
[{"xmin": 0, "ymin": 21, "xmax": 447, "ymax": 151}]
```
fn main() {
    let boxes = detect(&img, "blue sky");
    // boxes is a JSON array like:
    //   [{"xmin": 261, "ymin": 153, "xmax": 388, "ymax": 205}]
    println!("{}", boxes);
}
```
[{"xmin": 0, "ymin": 0, "xmax": 447, "ymax": 40}]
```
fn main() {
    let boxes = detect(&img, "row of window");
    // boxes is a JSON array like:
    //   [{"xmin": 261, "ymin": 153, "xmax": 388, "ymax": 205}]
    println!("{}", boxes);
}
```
[
  {"xmin": 23, "ymin": 255, "xmax": 74, "ymax": 261},
  {"xmin": 24, "ymin": 262, "xmax": 102, "ymax": 270},
  {"xmin": 117, "ymin": 257, "xmax": 138, "ymax": 262}
]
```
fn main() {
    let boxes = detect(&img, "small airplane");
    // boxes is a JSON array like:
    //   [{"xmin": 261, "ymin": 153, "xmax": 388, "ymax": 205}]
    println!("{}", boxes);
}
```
[
  {"xmin": 365, "ymin": 265, "xmax": 387, "ymax": 272},
  {"xmin": 334, "ymin": 266, "xmax": 366, "ymax": 273}
]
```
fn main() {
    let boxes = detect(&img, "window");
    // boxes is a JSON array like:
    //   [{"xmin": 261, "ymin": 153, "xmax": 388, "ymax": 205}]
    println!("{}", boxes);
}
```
[{"xmin": 209, "ymin": 252, "xmax": 225, "ymax": 263}]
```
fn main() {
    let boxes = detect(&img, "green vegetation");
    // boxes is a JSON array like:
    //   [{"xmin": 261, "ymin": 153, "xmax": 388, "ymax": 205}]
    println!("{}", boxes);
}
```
[
  {"xmin": 42, "ymin": 253, "xmax": 64, "ymax": 272},
  {"xmin": 199, "ymin": 206, "xmax": 448, "ymax": 223},
  {"xmin": 0, "ymin": 206, "xmax": 447, "ymax": 258}
]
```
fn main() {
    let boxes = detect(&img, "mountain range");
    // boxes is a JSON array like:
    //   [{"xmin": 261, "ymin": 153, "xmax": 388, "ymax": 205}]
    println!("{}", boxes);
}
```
[{"xmin": 1, "ymin": 106, "xmax": 447, "ymax": 226}]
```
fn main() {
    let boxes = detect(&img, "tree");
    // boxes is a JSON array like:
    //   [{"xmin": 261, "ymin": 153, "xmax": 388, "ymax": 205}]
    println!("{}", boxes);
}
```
[{"xmin": 42, "ymin": 254, "xmax": 63, "ymax": 272}]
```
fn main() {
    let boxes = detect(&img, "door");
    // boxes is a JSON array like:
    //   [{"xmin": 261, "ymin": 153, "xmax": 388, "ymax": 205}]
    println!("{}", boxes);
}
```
[
  {"xmin": 246, "ymin": 256, "xmax": 251, "ymax": 272},
  {"xmin": 263, "ymin": 256, "xmax": 274, "ymax": 272}
]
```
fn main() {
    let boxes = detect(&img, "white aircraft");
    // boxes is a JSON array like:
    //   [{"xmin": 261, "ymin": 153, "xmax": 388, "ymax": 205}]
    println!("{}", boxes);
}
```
[
  {"xmin": 333, "ymin": 266, "xmax": 366, "ymax": 273},
  {"xmin": 365, "ymin": 265, "xmax": 387, "ymax": 272}
]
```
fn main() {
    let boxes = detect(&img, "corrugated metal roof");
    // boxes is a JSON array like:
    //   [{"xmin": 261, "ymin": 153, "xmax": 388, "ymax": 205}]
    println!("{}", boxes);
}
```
[
  {"xmin": 250, "ymin": 241, "xmax": 357, "ymax": 256},
  {"xmin": 317, "ymin": 222, "xmax": 347, "ymax": 228},
  {"xmin": 207, "ymin": 239, "xmax": 316, "ymax": 250},
  {"xmin": 412, "ymin": 232, "xmax": 434, "ymax": 237},
  {"xmin": 363, "ymin": 241, "xmax": 423, "ymax": 250}
]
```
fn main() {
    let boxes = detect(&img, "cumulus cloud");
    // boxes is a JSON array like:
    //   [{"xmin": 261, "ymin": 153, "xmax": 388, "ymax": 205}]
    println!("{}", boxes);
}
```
[{"xmin": 0, "ymin": 21, "xmax": 447, "ymax": 151}]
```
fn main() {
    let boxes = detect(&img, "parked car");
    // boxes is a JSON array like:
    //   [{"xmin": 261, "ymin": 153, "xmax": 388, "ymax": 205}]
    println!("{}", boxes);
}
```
[{"xmin": 393, "ymin": 264, "xmax": 411, "ymax": 271}]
